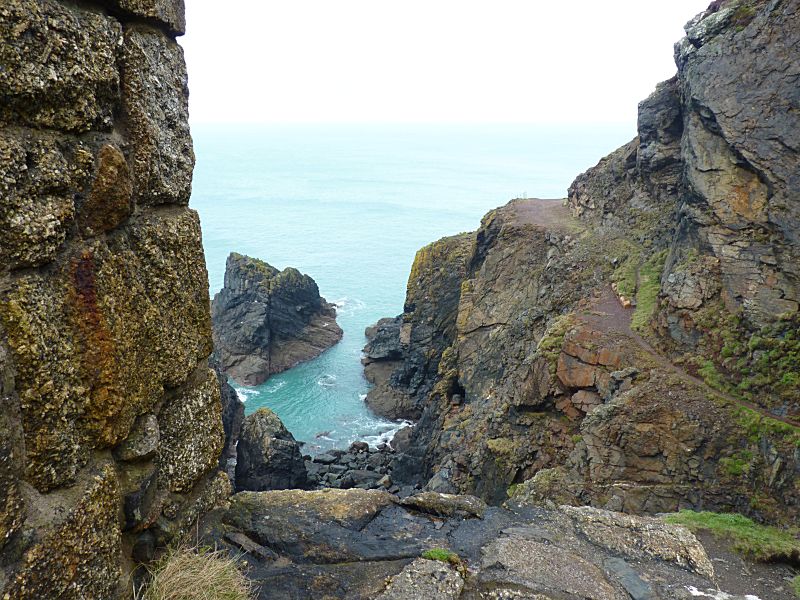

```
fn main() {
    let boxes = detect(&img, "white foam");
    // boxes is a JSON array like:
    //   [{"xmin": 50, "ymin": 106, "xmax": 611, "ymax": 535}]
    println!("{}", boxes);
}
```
[
  {"xmin": 359, "ymin": 419, "xmax": 412, "ymax": 449},
  {"xmin": 317, "ymin": 374, "xmax": 337, "ymax": 388},
  {"xmin": 234, "ymin": 387, "xmax": 258, "ymax": 402},
  {"xmin": 686, "ymin": 587, "xmax": 761, "ymax": 600},
  {"xmin": 331, "ymin": 297, "xmax": 366, "ymax": 315},
  {"xmin": 264, "ymin": 380, "xmax": 287, "ymax": 393},
  {"xmin": 359, "ymin": 393, "xmax": 367, "ymax": 401}
]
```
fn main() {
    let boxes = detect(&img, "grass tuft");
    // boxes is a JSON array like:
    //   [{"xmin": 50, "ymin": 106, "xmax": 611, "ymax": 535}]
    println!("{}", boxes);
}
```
[
  {"xmin": 136, "ymin": 546, "xmax": 256, "ymax": 600},
  {"xmin": 664, "ymin": 510, "xmax": 800, "ymax": 563},
  {"xmin": 792, "ymin": 575, "xmax": 800, "ymax": 598}
]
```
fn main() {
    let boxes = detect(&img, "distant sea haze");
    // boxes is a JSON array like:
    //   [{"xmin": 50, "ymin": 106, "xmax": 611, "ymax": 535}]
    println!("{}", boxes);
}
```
[{"xmin": 190, "ymin": 122, "xmax": 633, "ymax": 451}]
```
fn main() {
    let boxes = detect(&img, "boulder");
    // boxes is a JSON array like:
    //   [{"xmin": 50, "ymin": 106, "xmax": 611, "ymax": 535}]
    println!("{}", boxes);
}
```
[{"xmin": 235, "ymin": 408, "xmax": 309, "ymax": 491}]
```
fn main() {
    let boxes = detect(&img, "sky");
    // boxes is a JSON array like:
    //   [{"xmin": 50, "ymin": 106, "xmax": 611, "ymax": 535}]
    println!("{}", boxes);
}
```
[{"xmin": 180, "ymin": 0, "xmax": 710, "ymax": 124}]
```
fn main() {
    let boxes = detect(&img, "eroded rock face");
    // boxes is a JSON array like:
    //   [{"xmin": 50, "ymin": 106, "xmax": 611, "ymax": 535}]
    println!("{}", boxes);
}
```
[
  {"xmin": 0, "ymin": 1, "xmax": 227, "ymax": 597},
  {"xmin": 235, "ymin": 408, "xmax": 309, "ymax": 491},
  {"xmin": 212, "ymin": 253, "xmax": 343, "ymax": 386}
]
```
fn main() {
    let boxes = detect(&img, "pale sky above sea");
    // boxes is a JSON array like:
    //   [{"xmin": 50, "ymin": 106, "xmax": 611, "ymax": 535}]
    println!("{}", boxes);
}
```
[{"xmin": 181, "ymin": 0, "xmax": 710, "ymax": 125}]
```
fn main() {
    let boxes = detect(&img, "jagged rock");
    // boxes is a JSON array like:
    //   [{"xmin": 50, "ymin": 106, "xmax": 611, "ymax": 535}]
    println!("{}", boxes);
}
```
[
  {"xmin": 213, "ymin": 359, "xmax": 244, "ymax": 472},
  {"xmin": 370, "ymin": 0, "xmax": 800, "ymax": 520},
  {"xmin": 362, "ymin": 233, "xmax": 474, "ymax": 421},
  {"xmin": 212, "ymin": 253, "xmax": 343, "ymax": 386},
  {"xmin": 235, "ymin": 408, "xmax": 309, "ymax": 491}
]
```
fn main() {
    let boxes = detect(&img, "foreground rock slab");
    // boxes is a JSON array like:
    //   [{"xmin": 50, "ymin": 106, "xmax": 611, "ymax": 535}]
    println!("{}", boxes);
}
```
[{"xmin": 199, "ymin": 489, "xmax": 776, "ymax": 599}]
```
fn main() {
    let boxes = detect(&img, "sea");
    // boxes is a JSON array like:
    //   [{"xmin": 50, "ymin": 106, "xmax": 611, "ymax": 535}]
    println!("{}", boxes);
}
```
[{"xmin": 190, "ymin": 123, "xmax": 633, "ymax": 453}]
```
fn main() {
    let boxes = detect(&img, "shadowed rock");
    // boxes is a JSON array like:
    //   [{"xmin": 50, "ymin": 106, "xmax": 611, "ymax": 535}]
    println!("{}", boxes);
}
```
[{"xmin": 235, "ymin": 408, "xmax": 309, "ymax": 491}]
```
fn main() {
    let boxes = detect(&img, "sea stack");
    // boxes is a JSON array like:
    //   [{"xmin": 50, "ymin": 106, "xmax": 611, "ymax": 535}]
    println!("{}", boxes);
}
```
[{"xmin": 212, "ymin": 253, "xmax": 343, "ymax": 386}]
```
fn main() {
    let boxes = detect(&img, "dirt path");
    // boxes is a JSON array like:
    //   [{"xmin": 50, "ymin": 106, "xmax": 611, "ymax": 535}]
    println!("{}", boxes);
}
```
[
  {"xmin": 506, "ymin": 198, "xmax": 578, "ymax": 232},
  {"xmin": 580, "ymin": 285, "xmax": 800, "ymax": 428}
]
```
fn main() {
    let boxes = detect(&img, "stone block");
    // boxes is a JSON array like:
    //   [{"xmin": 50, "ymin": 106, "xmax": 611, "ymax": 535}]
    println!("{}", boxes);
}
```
[
  {"xmin": 122, "ymin": 26, "xmax": 194, "ymax": 205},
  {"xmin": 0, "ymin": 0, "xmax": 121, "ymax": 132}
]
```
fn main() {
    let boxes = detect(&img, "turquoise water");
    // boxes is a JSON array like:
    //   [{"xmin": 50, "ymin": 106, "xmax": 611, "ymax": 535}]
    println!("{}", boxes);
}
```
[{"xmin": 190, "ymin": 123, "xmax": 633, "ymax": 452}]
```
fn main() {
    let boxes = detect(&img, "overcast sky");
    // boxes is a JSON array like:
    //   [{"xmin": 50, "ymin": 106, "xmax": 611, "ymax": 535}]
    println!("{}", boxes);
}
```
[{"xmin": 181, "ymin": 0, "xmax": 709, "ymax": 124}]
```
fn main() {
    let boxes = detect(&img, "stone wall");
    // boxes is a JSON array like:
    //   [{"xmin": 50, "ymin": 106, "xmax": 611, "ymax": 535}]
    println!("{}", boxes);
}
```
[{"xmin": 0, "ymin": 1, "xmax": 228, "ymax": 597}]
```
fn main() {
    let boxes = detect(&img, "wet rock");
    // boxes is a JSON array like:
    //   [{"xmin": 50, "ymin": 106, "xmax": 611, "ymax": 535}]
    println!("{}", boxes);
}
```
[
  {"xmin": 212, "ymin": 253, "xmax": 343, "ymax": 386},
  {"xmin": 236, "ymin": 408, "xmax": 309, "ymax": 491}
]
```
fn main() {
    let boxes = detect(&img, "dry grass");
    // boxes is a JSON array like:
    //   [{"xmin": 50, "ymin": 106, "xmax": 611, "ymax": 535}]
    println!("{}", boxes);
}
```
[{"xmin": 136, "ymin": 546, "xmax": 256, "ymax": 600}]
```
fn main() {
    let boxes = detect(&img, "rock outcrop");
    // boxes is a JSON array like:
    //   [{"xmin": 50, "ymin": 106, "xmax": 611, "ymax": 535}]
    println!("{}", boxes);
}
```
[
  {"xmin": 235, "ymin": 408, "xmax": 309, "ymax": 491},
  {"xmin": 212, "ymin": 253, "xmax": 343, "ymax": 386},
  {"xmin": 199, "ymin": 487, "xmax": 777, "ymax": 599},
  {"xmin": 365, "ymin": 0, "xmax": 800, "ymax": 522},
  {"xmin": 0, "ymin": 1, "xmax": 229, "ymax": 597}
]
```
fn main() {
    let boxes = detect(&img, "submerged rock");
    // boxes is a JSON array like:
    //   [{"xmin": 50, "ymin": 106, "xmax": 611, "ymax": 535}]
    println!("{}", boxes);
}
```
[
  {"xmin": 212, "ymin": 253, "xmax": 343, "ymax": 386},
  {"xmin": 235, "ymin": 408, "xmax": 309, "ymax": 491}
]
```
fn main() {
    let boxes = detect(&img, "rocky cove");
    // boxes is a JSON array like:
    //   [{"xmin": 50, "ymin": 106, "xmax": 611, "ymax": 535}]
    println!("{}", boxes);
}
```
[{"xmin": 1, "ymin": 0, "xmax": 799, "ymax": 599}]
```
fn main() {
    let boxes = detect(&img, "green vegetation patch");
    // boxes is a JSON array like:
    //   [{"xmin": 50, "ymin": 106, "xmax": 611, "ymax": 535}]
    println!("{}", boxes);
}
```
[
  {"xmin": 421, "ymin": 548, "xmax": 461, "ymax": 565},
  {"xmin": 664, "ymin": 510, "xmax": 800, "ymax": 563},
  {"xmin": 631, "ymin": 250, "xmax": 667, "ymax": 331},
  {"xmin": 792, "ymin": 575, "xmax": 800, "ymax": 598},
  {"xmin": 734, "ymin": 406, "xmax": 800, "ymax": 447},
  {"xmin": 718, "ymin": 450, "xmax": 753, "ymax": 477}
]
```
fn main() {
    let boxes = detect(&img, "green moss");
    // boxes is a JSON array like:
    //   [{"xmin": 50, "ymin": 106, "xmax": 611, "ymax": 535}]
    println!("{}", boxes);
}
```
[
  {"xmin": 631, "ymin": 250, "xmax": 666, "ymax": 331},
  {"xmin": 791, "ymin": 575, "xmax": 800, "ymax": 598},
  {"xmin": 664, "ymin": 510, "xmax": 800, "ymax": 562},
  {"xmin": 421, "ymin": 548, "xmax": 461, "ymax": 565},
  {"xmin": 537, "ymin": 313, "xmax": 575, "ymax": 375},
  {"xmin": 571, "ymin": 434, "xmax": 583, "ymax": 444},
  {"xmin": 718, "ymin": 451, "xmax": 752, "ymax": 477},
  {"xmin": 734, "ymin": 406, "xmax": 800, "ymax": 447}
]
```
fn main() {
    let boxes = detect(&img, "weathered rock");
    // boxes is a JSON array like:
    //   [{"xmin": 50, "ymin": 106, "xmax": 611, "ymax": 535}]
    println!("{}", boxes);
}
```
[
  {"xmin": 212, "ymin": 253, "xmax": 343, "ymax": 386},
  {"xmin": 113, "ymin": 413, "xmax": 159, "ymax": 462},
  {"xmin": 3, "ymin": 463, "xmax": 122, "ymax": 599},
  {"xmin": 477, "ymin": 536, "xmax": 625, "ymax": 600},
  {"xmin": 0, "ymin": 1, "xmax": 227, "ymax": 596},
  {"xmin": 559, "ymin": 505, "xmax": 714, "ymax": 578},
  {"xmin": 400, "ymin": 492, "xmax": 486, "ymax": 519},
  {"xmin": 235, "ymin": 408, "xmax": 309, "ymax": 491},
  {"xmin": 100, "ymin": 0, "xmax": 186, "ymax": 36},
  {"xmin": 201, "ymin": 489, "xmax": 748, "ymax": 599},
  {"xmin": 367, "ymin": 0, "xmax": 800, "ymax": 520},
  {"xmin": 376, "ymin": 558, "xmax": 464, "ymax": 600},
  {"xmin": 0, "ymin": 0, "xmax": 122, "ymax": 132},
  {"xmin": 122, "ymin": 26, "xmax": 194, "ymax": 206},
  {"xmin": 362, "ymin": 233, "xmax": 474, "ymax": 421}
]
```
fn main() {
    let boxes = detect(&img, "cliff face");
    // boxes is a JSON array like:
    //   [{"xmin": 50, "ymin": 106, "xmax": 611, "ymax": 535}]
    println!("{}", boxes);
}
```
[
  {"xmin": 211, "ymin": 253, "xmax": 343, "ymax": 386},
  {"xmin": 367, "ymin": 0, "xmax": 799, "ymax": 520},
  {"xmin": 0, "ymin": 1, "xmax": 228, "ymax": 598}
]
